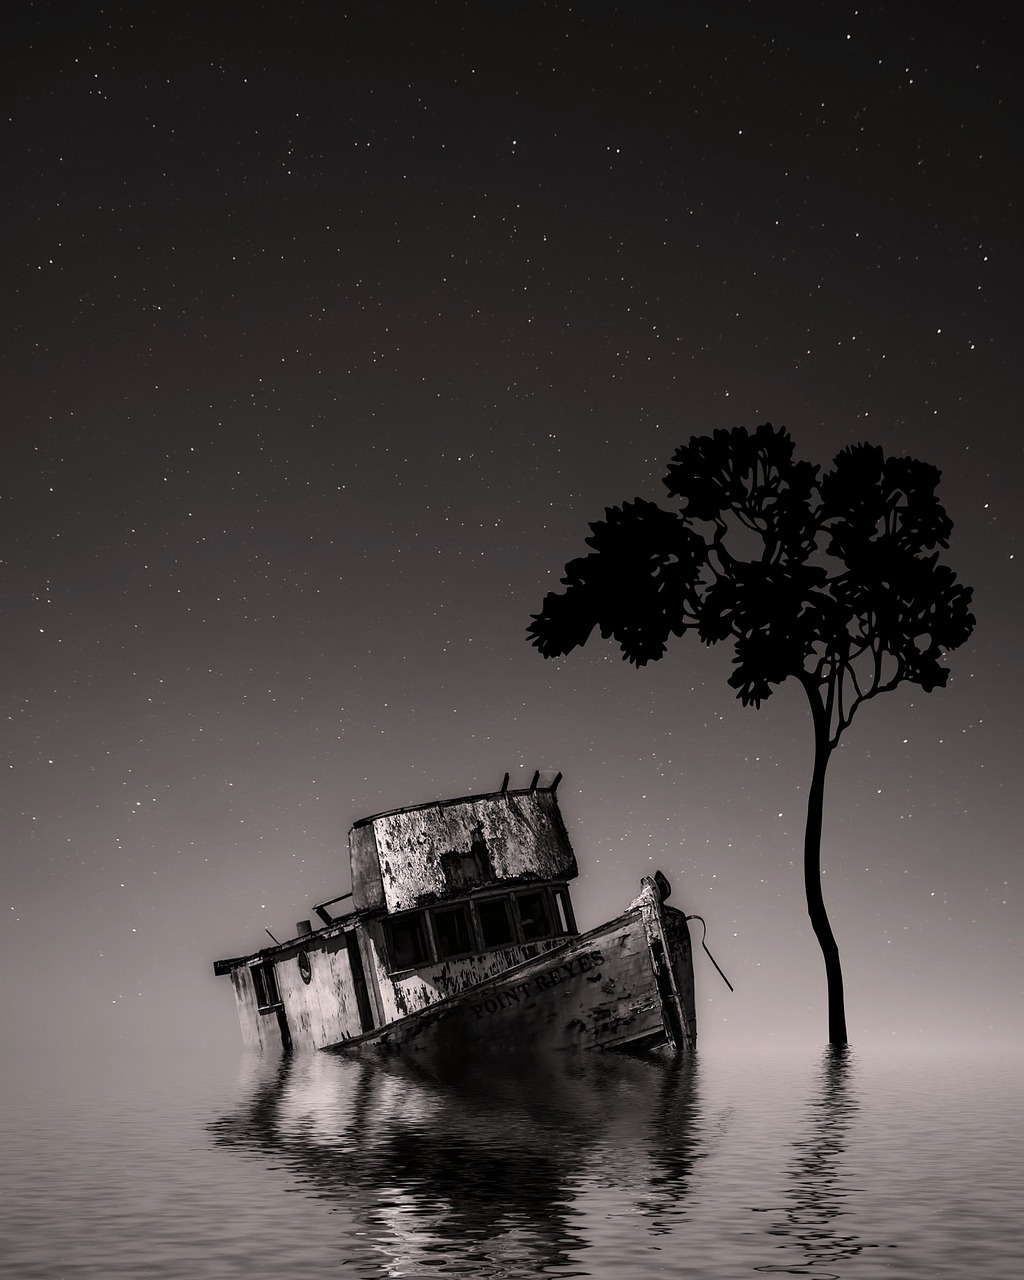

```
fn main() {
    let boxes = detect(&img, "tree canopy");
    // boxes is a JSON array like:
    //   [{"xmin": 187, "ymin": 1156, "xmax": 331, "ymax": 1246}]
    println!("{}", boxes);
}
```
[{"xmin": 529, "ymin": 422, "xmax": 974, "ymax": 745}]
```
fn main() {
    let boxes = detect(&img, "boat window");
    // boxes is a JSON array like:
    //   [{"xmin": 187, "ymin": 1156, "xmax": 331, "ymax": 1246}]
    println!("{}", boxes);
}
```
[
  {"xmin": 552, "ymin": 887, "xmax": 575, "ymax": 935},
  {"xmin": 252, "ymin": 961, "xmax": 281, "ymax": 1011},
  {"xmin": 476, "ymin": 896, "xmax": 516, "ymax": 948},
  {"xmin": 433, "ymin": 904, "xmax": 474, "ymax": 959},
  {"xmin": 385, "ymin": 912, "xmax": 431, "ymax": 970},
  {"xmin": 516, "ymin": 890, "xmax": 552, "ymax": 942}
]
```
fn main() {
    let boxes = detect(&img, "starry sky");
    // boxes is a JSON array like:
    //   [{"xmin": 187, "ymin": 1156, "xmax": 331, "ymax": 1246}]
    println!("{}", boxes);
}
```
[{"xmin": 3, "ymin": 1, "xmax": 1020, "ymax": 1055}]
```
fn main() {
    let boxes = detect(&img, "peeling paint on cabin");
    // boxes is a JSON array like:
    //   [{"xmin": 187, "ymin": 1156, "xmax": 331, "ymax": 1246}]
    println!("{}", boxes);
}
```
[
  {"xmin": 350, "ymin": 823, "xmax": 385, "ymax": 912},
  {"xmin": 351, "ymin": 788, "xmax": 576, "ymax": 913},
  {"xmin": 224, "ymin": 928, "xmax": 370, "ymax": 1052},
  {"xmin": 273, "ymin": 938, "xmax": 364, "ymax": 1049},
  {"xmin": 230, "ymin": 966, "xmax": 281, "ymax": 1053}
]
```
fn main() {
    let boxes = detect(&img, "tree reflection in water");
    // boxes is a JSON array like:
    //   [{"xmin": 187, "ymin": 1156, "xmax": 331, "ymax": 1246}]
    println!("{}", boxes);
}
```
[
  {"xmin": 207, "ymin": 1046, "xmax": 709, "ymax": 1276},
  {"xmin": 752, "ymin": 1045, "xmax": 894, "ymax": 1278}
]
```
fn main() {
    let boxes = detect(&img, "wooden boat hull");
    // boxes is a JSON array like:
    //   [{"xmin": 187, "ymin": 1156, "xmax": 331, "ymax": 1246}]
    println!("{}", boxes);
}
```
[{"xmin": 325, "ymin": 879, "xmax": 696, "ymax": 1056}]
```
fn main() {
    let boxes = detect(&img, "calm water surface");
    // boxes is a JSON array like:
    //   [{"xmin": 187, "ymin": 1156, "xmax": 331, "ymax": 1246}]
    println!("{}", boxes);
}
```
[{"xmin": 2, "ymin": 1039, "xmax": 1020, "ymax": 1278}]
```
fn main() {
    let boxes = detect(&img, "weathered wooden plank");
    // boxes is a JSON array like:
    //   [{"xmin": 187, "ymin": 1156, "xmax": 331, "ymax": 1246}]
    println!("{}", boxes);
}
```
[{"xmin": 324, "ymin": 892, "xmax": 689, "ymax": 1056}]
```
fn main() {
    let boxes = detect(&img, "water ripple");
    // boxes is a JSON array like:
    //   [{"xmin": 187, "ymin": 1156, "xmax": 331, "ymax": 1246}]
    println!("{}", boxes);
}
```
[{"xmin": 2, "ymin": 1042, "xmax": 1021, "ymax": 1278}]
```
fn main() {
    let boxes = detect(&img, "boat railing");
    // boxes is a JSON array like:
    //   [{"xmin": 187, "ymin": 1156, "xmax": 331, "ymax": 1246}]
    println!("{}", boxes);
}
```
[{"xmin": 312, "ymin": 891, "xmax": 355, "ymax": 926}]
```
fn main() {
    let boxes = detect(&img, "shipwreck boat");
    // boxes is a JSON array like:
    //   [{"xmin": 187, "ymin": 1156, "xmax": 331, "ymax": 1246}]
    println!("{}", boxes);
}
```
[{"xmin": 213, "ymin": 773, "xmax": 698, "ymax": 1055}]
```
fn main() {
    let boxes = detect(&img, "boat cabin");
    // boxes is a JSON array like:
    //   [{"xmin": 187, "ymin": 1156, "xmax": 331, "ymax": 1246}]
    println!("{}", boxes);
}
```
[{"xmin": 214, "ymin": 774, "xmax": 581, "ymax": 1052}]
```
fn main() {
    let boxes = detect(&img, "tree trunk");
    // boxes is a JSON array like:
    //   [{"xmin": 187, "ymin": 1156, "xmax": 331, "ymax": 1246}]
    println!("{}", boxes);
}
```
[{"xmin": 802, "ymin": 685, "xmax": 849, "ymax": 1046}]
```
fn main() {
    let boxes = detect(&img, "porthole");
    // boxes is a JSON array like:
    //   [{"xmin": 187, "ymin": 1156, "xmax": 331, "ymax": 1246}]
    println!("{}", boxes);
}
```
[{"xmin": 298, "ymin": 950, "xmax": 312, "ymax": 984}]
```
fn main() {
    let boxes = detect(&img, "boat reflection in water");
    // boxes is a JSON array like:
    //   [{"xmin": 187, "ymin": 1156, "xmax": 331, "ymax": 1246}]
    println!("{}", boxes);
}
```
[{"xmin": 207, "ymin": 1046, "xmax": 705, "ymax": 1276}]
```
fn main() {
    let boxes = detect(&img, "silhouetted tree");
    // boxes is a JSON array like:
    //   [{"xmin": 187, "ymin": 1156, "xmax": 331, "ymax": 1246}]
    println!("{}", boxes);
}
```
[{"xmin": 528, "ymin": 423, "xmax": 975, "ymax": 1045}]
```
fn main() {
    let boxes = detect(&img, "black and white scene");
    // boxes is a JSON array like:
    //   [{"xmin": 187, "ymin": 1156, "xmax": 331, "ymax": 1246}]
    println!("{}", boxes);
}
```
[{"xmin": 2, "ymin": 3, "xmax": 1021, "ymax": 1277}]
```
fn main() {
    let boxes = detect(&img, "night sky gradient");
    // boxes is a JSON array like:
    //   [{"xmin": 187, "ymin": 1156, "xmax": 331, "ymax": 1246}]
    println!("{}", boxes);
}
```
[{"xmin": 3, "ymin": 1, "xmax": 1020, "ymax": 1053}]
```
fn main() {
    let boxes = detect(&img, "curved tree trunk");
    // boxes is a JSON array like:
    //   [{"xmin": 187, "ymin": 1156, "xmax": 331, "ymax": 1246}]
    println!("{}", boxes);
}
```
[{"xmin": 802, "ymin": 684, "xmax": 849, "ymax": 1046}]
